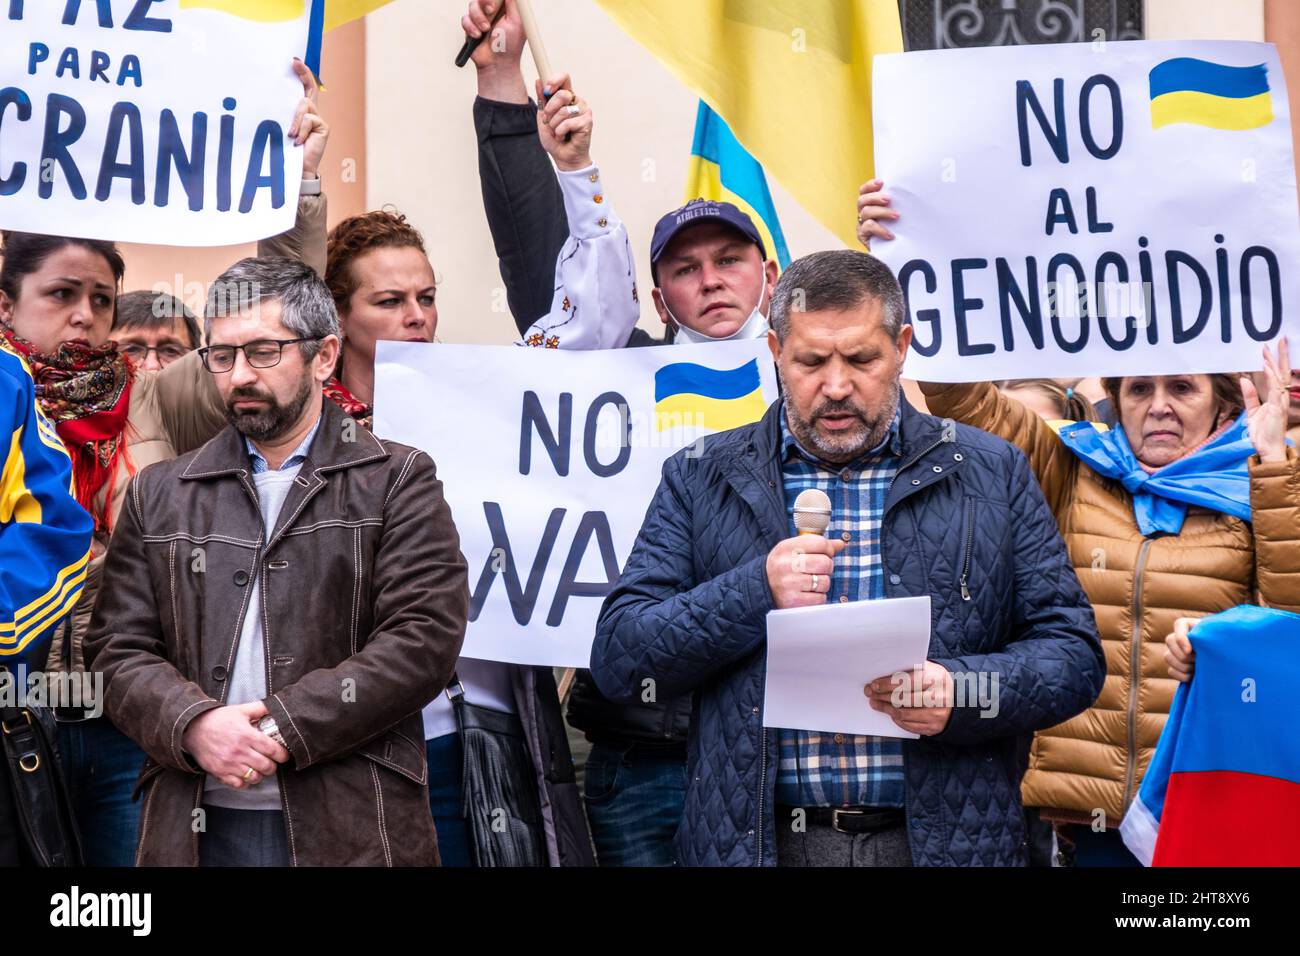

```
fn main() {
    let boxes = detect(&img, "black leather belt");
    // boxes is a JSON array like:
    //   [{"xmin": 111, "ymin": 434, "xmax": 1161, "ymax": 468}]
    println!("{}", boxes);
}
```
[{"xmin": 779, "ymin": 805, "xmax": 906, "ymax": 835}]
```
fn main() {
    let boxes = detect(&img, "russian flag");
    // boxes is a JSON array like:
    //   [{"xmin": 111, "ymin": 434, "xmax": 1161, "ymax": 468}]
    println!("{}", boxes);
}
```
[{"xmin": 1120, "ymin": 605, "xmax": 1300, "ymax": 866}]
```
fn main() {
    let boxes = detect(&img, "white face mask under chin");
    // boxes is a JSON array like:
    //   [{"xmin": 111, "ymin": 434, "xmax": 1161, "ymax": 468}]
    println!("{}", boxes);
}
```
[{"xmin": 667, "ymin": 273, "xmax": 769, "ymax": 345}]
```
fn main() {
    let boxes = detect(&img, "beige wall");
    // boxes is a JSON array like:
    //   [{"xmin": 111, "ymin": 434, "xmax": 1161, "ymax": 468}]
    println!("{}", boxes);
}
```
[
  {"xmin": 1265, "ymin": 0, "xmax": 1300, "ymax": 196},
  {"xmin": 120, "ymin": 21, "xmax": 369, "ymax": 337},
  {"xmin": 1145, "ymin": 0, "xmax": 1264, "ymax": 39}
]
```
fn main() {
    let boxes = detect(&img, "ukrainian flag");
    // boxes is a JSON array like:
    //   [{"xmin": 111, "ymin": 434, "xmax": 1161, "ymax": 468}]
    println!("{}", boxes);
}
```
[
  {"xmin": 655, "ymin": 359, "xmax": 767, "ymax": 432},
  {"xmin": 1149, "ymin": 57, "xmax": 1273, "ymax": 131},
  {"xmin": 686, "ymin": 102, "xmax": 791, "ymax": 269},
  {"xmin": 595, "ymin": 1, "xmax": 903, "ymax": 250}
]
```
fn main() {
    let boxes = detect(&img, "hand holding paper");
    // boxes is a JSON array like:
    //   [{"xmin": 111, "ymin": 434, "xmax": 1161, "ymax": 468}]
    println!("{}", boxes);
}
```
[{"xmin": 867, "ymin": 660, "xmax": 954, "ymax": 736}]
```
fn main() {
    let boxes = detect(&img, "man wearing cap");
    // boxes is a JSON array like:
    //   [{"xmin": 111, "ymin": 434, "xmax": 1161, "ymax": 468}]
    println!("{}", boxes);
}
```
[{"xmin": 464, "ymin": 0, "xmax": 780, "ymax": 866}]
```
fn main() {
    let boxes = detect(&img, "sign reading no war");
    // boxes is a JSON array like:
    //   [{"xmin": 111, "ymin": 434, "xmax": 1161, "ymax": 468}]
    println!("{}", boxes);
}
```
[
  {"xmin": 872, "ymin": 40, "xmax": 1300, "ymax": 380},
  {"xmin": 374, "ymin": 339, "xmax": 779, "ymax": 668},
  {"xmin": 0, "ymin": 1, "xmax": 310, "ymax": 245}
]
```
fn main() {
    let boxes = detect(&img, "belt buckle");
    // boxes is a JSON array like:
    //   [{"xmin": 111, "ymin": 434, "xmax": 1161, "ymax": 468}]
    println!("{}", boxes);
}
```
[{"xmin": 830, "ymin": 808, "xmax": 865, "ymax": 833}]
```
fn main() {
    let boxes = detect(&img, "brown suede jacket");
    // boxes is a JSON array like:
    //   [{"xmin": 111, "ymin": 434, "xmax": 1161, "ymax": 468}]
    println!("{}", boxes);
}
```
[{"xmin": 84, "ymin": 398, "xmax": 468, "ymax": 865}]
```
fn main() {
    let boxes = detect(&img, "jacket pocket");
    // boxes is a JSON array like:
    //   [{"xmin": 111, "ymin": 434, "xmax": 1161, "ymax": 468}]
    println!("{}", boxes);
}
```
[
  {"xmin": 357, "ymin": 728, "xmax": 427, "ymax": 786},
  {"xmin": 131, "ymin": 756, "xmax": 166, "ymax": 802}
]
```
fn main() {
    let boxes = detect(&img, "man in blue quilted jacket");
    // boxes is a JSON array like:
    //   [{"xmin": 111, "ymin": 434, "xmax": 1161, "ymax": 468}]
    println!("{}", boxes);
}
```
[{"xmin": 590, "ymin": 249, "xmax": 1105, "ymax": 866}]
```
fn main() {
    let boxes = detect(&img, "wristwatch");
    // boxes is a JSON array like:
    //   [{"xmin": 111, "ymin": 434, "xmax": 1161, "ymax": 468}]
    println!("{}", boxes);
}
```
[{"xmin": 257, "ymin": 715, "xmax": 288, "ymax": 750}]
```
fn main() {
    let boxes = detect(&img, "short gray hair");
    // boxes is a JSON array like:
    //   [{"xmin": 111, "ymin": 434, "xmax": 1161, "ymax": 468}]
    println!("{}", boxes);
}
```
[
  {"xmin": 769, "ymin": 250, "xmax": 905, "ymax": 343},
  {"xmin": 205, "ymin": 256, "xmax": 339, "ymax": 358}
]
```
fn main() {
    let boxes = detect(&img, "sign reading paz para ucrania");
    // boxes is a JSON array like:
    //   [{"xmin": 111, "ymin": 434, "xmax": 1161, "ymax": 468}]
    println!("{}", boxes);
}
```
[
  {"xmin": 375, "ymin": 339, "xmax": 779, "ymax": 668},
  {"xmin": 0, "ymin": 1, "xmax": 310, "ymax": 246},
  {"xmin": 872, "ymin": 39, "xmax": 1300, "ymax": 381}
]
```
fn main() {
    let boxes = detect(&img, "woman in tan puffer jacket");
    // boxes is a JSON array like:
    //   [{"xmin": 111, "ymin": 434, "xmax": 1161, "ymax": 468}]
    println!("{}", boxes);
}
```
[
  {"xmin": 920, "ymin": 371, "xmax": 1299, "ymax": 840},
  {"xmin": 858, "ymin": 181, "xmax": 1300, "ymax": 864}
]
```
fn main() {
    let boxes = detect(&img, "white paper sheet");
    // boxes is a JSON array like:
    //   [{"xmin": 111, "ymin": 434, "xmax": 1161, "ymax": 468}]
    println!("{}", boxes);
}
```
[{"xmin": 763, "ymin": 596, "xmax": 933, "ymax": 739}]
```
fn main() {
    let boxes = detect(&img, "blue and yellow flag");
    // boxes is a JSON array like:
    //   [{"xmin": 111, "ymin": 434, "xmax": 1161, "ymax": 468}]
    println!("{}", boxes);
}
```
[
  {"xmin": 595, "ymin": 0, "xmax": 903, "ymax": 249},
  {"xmin": 655, "ymin": 359, "xmax": 767, "ymax": 432},
  {"xmin": 686, "ymin": 102, "xmax": 791, "ymax": 269},
  {"xmin": 1149, "ymin": 57, "xmax": 1273, "ymax": 131}
]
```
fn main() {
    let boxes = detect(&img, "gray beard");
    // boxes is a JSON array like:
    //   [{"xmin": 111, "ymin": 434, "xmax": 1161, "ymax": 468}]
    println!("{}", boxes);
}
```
[
  {"xmin": 778, "ymin": 367, "xmax": 901, "ymax": 464},
  {"xmin": 226, "ymin": 374, "xmax": 316, "ymax": 444}
]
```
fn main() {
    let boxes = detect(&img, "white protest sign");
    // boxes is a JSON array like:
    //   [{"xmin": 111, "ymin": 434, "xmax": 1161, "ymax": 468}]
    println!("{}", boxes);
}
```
[
  {"xmin": 374, "ymin": 339, "xmax": 780, "ymax": 668},
  {"xmin": 0, "ymin": 0, "xmax": 309, "ymax": 245},
  {"xmin": 872, "ymin": 39, "xmax": 1300, "ymax": 381}
]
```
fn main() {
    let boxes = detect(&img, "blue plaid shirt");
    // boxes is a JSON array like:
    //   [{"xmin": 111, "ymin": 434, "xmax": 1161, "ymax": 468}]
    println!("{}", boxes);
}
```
[
  {"xmin": 245, "ymin": 416, "xmax": 320, "ymax": 474},
  {"xmin": 774, "ymin": 407, "xmax": 905, "ymax": 809}
]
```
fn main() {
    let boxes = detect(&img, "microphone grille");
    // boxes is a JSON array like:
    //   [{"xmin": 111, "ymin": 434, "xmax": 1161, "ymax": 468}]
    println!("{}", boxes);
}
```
[{"xmin": 792, "ymin": 488, "xmax": 832, "ymax": 535}]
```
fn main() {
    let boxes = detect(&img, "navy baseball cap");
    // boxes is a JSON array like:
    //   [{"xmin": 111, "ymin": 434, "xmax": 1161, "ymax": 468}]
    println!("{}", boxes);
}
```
[{"xmin": 650, "ymin": 199, "xmax": 766, "ymax": 284}]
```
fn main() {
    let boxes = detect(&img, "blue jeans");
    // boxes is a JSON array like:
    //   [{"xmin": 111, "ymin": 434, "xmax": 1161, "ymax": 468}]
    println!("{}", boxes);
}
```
[
  {"xmin": 57, "ymin": 718, "xmax": 145, "ymax": 867},
  {"xmin": 198, "ymin": 806, "xmax": 289, "ymax": 867},
  {"xmin": 1070, "ymin": 824, "xmax": 1141, "ymax": 867},
  {"xmin": 583, "ymin": 743, "xmax": 686, "ymax": 867},
  {"xmin": 425, "ymin": 732, "xmax": 473, "ymax": 867}
]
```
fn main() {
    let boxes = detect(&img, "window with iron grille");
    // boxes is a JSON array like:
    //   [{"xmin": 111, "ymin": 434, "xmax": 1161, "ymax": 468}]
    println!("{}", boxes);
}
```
[{"xmin": 898, "ymin": 0, "xmax": 1144, "ymax": 51}]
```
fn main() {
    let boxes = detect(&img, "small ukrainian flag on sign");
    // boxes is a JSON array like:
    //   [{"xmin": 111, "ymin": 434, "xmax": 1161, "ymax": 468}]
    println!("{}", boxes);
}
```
[
  {"xmin": 654, "ymin": 359, "xmax": 767, "ymax": 432},
  {"xmin": 1149, "ymin": 57, "xmax": 1273, "ymax": 130}
]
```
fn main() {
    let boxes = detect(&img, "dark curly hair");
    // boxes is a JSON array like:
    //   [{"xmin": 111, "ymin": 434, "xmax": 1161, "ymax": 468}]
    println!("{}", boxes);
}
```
[{"xmin": 325, "ymin": 208, "xmax": 429, "ymax": 314}]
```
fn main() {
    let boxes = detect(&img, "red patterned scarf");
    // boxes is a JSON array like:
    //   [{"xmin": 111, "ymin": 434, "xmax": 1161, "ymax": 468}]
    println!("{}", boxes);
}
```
[
  {"xmin": 322, "ymin": 377, "xmax": 372, "ymax": 431},
  {"xmin": 1, "ymin": 326, "xmax": 134, "ymax": 533}
]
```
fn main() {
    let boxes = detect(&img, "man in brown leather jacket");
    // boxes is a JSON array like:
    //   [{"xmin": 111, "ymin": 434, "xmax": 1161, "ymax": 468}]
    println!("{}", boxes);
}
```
[{"xmin": 84, "ymin": 257, "xmax": 468, "ymax": 866}]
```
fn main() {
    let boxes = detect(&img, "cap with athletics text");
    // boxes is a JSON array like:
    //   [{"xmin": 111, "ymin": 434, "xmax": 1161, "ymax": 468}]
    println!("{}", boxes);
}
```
[{"xmin": 650, "ymin": 199, "xmax": 766, "ymax": 284}]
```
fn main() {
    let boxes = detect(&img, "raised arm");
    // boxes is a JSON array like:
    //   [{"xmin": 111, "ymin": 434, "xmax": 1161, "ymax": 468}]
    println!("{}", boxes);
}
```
[
  {"xmin": 257, "ymin": 58, "xmax": 330, "ymax": 277},
  {"xmin": 1243, "ymin": 340, "xmax": 1300, "ymax": 612},
  {"xmin": 515, "ymin": 72, "xmax": 639, "ymax": 351},
  {"xmin": 468, "ymin": 0, "xmax": 568, "ymax": 333}
]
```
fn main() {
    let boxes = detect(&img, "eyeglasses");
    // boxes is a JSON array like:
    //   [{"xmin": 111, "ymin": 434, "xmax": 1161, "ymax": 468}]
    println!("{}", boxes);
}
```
[
  {"xmin": 120, "ymin": 343, "xmax": 191, "ymax": 365},
  {"xmin": 198, "ymin": 337, "xmax": 322, "ymax": 373}
]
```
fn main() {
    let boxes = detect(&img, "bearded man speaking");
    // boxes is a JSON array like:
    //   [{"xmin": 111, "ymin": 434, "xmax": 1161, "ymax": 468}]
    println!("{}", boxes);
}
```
[
  {"xmin": 590, "ymin": 249, "xmax": 1104, "ymax": 867},
  {"xmin": 85, "ymin": 257, "xmax": 468, "ymax": 867}
]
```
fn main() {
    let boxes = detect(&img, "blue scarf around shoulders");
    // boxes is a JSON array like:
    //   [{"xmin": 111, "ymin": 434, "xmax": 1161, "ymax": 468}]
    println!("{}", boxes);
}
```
[{"xmin": 1058, "ymin": 413, "xmax": 1256, "ymax": 536}]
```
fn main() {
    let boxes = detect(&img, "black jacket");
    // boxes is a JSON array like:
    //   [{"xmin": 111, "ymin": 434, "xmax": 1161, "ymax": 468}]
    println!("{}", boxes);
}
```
[{"xmin": 475, "ymin": 96, "xmax": 687, "ymax": 747}]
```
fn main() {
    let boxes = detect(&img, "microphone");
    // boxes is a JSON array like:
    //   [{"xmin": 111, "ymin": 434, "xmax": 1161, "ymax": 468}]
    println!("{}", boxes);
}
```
[{"xmin": 793, "ymin": 488, "xmax": 832, "ymax": 537}]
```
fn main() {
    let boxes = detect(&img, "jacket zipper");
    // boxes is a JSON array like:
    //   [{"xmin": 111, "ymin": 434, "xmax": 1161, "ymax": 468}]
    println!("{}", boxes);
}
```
[
  {"xmin": 755, "ymin": 726, "xmax": 767, "ymax": 865},
  {"xmin": 1120, "ymin": 537, "xmax": 1154, "ymax": 816},
  {"xmin": 960, "ymin": 497, "xmax": 975, "ymax": 601}
]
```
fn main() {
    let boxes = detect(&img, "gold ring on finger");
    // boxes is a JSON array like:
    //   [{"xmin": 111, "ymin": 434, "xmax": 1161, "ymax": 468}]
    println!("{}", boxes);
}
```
[
  {"xmin": 811, "ymin": 574, "xmax": 820, "ymax": 592},
  {"xmin": 242, "ymin": 767, "xmax": 255, "ymax": 783}
]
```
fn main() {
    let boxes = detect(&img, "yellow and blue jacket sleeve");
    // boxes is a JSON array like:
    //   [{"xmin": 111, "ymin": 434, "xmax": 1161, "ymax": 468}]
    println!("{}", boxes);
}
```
[{"xmin": 0, "ymin": 347, "xmax": 94, "ymax": 665}]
